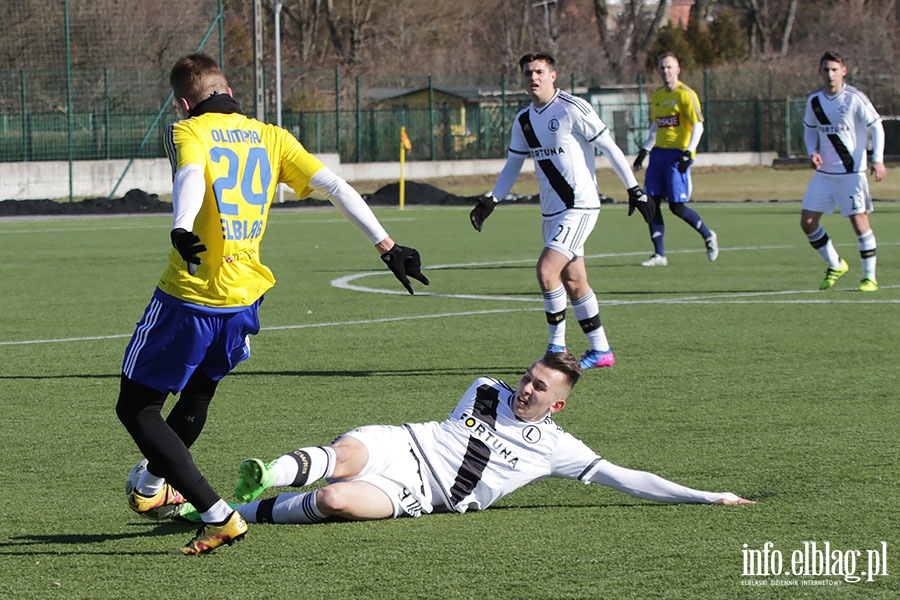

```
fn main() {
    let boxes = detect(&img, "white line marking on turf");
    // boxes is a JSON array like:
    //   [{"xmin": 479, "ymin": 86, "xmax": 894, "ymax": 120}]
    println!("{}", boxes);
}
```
[
  {"xmin": 331, "ymin": 244, "xmax": 900, "ymax": 303},
  {"xmin": 0, "ymin": 309, "xmax": 533, "ymax": 346},
  {"xmin": 0, "ymin": 217, "xmax": 414, "ymax": 235},
  {"xmin": 3, "ymin": 245, "xmax": 898, "ymax": 347}
]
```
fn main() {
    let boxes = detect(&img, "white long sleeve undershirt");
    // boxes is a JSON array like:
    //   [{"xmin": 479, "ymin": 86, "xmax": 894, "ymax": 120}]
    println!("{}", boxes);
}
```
[
  {"xmin": 591, "ymin": 129, "xmax": 638, "ymax": 189},
  {"xmin": 587, "ymin": 459, "xmax": 739, "ymax": 504},
  {"xmin": 490, "ymin": 154, "xmax": 526, "ymax": 202},
  {"xmin": 171, "ymin": 164, "xmax": 205, "ymax": 231},
  {"xmin": 309, "ymin": 167, "xmax": 388, "ymax": 245},
  {"xmin": 169, "ymin": 164, "xmax": 388, "ymax": 246},
  {"xmin": 687, "ymin": 121, "xmax": 704, "ymax": 154},
  {"xmin": 870, "ymin": 120, "xmax": 885, "ymax": 163}
]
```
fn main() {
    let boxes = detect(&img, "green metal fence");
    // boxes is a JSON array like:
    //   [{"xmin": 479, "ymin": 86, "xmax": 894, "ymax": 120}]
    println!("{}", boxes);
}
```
[
  {"xmin": 2, "ymin": 62, "xmax": 893, "ymax": 168},
  {"xmin": 0, "ymin": 89, "xmax": 813, "ymax": 165}
]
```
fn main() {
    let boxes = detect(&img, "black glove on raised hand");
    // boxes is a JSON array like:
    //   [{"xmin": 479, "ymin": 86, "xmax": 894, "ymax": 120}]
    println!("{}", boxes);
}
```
[
  {"xmin": 380, "ymin": 244, "xmax": 430, "ymax": 295},
  {"xmin": 469, "ymin": 194, "xmax": 498, "ymax": 232},
  {"xmin": 626, "ymin": 185, "xmax": 655, "ymax": 223},
  {"xmin": 171, "ymin": 228, "xmax": 207, "ymax": 274},
  {"xmin": 633, "ymin": 148, "xmax": 649, "ymax": 172},
  {"xmin": 676, "ymin": 150, "xmax": 693, "ymax": 173}
]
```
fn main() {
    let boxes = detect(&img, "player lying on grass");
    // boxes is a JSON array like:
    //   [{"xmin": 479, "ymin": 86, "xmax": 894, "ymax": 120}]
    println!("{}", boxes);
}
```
[{"xmin": 180, "ymin": 353, "xmax": 752, "ymax": 525}]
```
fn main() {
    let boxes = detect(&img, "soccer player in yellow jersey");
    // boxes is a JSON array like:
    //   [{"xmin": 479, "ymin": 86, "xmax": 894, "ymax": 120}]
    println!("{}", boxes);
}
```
[
  {"xmin": 633, "ymin": 52, "xmax": 718, "ymax": 267},
  {"xmin": 116, "ymin": 53, "xmax": 429, "ymax": 555}
]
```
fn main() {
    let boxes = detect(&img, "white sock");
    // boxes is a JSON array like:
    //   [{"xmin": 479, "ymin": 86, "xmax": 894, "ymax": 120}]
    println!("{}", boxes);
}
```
[
  {"xmin": 274, "ymin": 491, "xmax": 326, "ymax": 523},
  {"xmin": 572, "ymin": 290, "xmax": 610, "ymax": 352},
  {"xmin": 807, "ymin": 226, "xmax": 841, "ymax": 267},
  {"xmin": 200, "ymin": 499, "xmax": 233, "ymax": 524},
  {"xmin": 241, "ymin": 491, "xmax": 326, "ymax": 524},
  {"xmin": 858, "ymin": 229, "xmax": 876, "ymax": 279},
  {"xmin": 271, "ymin": 446, "xmax": 336, "ymax": 487},
  {"xmin": 542, "ymin": 285, "xmax": 568, "ymax": 347}
]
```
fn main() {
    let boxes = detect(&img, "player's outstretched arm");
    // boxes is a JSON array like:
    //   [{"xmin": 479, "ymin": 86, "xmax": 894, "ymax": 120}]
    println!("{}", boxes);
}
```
[
  {"xmin": 587, "ymin": 459, "xmax": 754, "ymax": 505},
  {"xmin": 310, "ymin": 167, "xmax": 429, "ymax": 294}
]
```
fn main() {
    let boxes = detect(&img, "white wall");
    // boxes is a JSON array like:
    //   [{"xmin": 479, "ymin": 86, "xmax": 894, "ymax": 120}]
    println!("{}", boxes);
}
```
[{"xmin": 0, "ymin": 152, "xmax": 777, "ymax": 201}]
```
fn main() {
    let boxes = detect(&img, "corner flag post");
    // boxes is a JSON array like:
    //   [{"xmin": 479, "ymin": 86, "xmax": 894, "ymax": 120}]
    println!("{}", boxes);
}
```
[{"xmin": 399, "ymin": 126, "xmax": 412, "ymax": 209}]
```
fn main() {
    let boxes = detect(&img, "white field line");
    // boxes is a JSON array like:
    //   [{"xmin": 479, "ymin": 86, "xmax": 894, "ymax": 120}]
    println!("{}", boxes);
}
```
[
  {"xmin": 0, "ymin": 217, "xmax": 415, "ymax": 235},
  {"xmin": 2, "ymin": 244, "xmax": 898, "ymax": 346}
]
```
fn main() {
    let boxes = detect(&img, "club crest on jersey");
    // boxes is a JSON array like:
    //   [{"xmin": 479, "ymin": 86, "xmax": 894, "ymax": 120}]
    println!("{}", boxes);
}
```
[
  {"xmin": 548, "ymin": 118, "xmax": 560, "ymax": 132},
  {"xmin": 522, "ymin": 425, "xmax": 541, "ymax": 444}
]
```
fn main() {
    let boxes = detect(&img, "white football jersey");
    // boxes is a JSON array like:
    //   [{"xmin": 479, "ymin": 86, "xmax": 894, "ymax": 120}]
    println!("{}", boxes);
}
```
[
  {"xmin": 405, "ymin": 377, "xmax": 602, "ymax": 513},
  {"xmin": 804, "ymin": 85, "xmax": 882, "ymax": 175},
  {"xmin": 507, "ymin": 89, "xmax": 607, "ymax": 215}
]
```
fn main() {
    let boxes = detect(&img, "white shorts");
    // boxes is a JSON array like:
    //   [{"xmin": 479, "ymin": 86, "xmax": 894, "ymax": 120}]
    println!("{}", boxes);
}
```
[
  {"xmin": 541, "ymin": 209, "xmax": 599, "ymax": 260},
  {"xmin": 334, "ymin": 425, "xmax": 434, "ymax": 518},
  {"xmin": 802, "ymin": 171, "xmax": 873, "ymax": 217}
]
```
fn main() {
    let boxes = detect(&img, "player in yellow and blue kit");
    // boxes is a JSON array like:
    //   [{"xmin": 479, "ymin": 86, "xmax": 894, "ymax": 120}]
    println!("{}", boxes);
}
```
[
  {"xmin": 633, "ymin": 52, "xmax": 718, "ymax": 267},
  {"xmin": 116, "ymin": 53, "xmax": 429, "ymax": 555}
]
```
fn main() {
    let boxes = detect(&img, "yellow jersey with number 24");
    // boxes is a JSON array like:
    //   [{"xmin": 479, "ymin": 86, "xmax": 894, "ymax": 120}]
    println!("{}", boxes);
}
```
[{"xmin": 159, "ymin": 111, "xmax": 324, "ymax": 307}]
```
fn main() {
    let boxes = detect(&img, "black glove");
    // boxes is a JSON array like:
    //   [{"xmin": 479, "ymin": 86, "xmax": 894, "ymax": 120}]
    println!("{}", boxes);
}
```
[
  {"xmin": 171, "ymin": 228, "xmax": 206, "ymax": 274},
  {"xmin": 469, "ymin": 194, "xmax": 498, "ymax": 232},
  {"xmin": 676, "ymin": 150, "xmax": 693, "ymax": 173},
  {"xmin": 633, "ymin": 148, "xmax": 649, "ymax": 172},
  {"xmin": 380, "ymin": 245, "xmax": 430, "ymax": 295},
  {"xmin": 626, "ymin": 185, "xmax": 655, "ymax": 223}
]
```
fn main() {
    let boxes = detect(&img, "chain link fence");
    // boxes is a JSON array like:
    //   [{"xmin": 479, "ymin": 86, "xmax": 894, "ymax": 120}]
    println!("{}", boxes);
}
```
[
  {"xmin": 0, "ymin": 66, "xmax": 820, "ymax": 165},
  {"xmin": 2, "ymin": 2, "xmax": 896, "ymax": 171}
]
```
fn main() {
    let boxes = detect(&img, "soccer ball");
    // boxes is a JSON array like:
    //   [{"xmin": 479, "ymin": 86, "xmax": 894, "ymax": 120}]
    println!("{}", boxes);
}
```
[{"xmin": 125, "ymin": 459, "xmax": 183, "ymax": 520}]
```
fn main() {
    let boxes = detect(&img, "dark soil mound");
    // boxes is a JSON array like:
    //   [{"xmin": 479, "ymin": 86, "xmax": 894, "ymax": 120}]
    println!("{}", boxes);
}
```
[
  {"xmin": 0, "ymin": 189, "xmax": 171, "ymax": 216},
  {"xmin": 0, "ymin": 181, "xmax": 552, "ymax": 217}
]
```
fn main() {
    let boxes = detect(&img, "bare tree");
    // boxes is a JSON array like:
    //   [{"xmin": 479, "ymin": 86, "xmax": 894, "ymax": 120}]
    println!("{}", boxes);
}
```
[
  {"xmin": 779, "ymin": 0, "xmax": 798, "ymax": 56},
  {"xmin": 640, "ymin": 0, "xmax": 670, "ymax": 53},
  {"xmin": 282, "ymin": 0, "xmax": 325, "ymax": 63},
  {"xmin": 320, "ymin": 0, "xmax": 380, "ymax": 65},
  {"xmin": 592, "ymin": 0, "xmax": 661, "ymax": 76},
  {"xmin": 727, "ymin": 0, "xmax": 798, "ymax": 57},
  {"xmin": 592, "ymin": 0, "xmax": 616, "ymax": 71}
]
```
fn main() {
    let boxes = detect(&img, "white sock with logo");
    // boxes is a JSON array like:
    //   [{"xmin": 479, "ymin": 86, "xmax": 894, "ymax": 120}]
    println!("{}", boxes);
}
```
[{"xmin": 272, "ymin": 446, "xmax": 336, "ymax": 487}]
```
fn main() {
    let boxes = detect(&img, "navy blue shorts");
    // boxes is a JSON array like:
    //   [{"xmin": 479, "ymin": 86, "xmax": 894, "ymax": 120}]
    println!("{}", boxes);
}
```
[
  {"xmin": 644, "ymin": 147, "xmax": 692, "ymax": 203},
  {"xmin": 122, "ymin": 289, "xmax": 262, "ymax": 394}
]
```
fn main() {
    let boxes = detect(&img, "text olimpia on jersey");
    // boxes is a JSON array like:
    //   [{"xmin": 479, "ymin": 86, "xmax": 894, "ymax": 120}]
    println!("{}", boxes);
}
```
[
  {"xmin": 508, "ymin": 90, "xmax": 609, "ymax": 216},
  {"xmin": 405, "ymin": 377, "xmax": 603, "ymax": 513},
  {"xmin": 804, "ymin": 85, "xmax": 882, "ymax": 175},
  {"xmin": 160, "ymin": 112, "xmax": 325, "ymax": 307}
]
